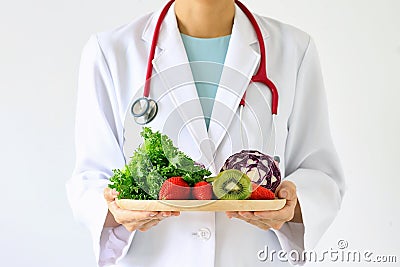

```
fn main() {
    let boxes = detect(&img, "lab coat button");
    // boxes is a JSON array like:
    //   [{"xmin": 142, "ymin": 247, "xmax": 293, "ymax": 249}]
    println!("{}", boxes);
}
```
[{"xmin": 192, "ymin": 227, "xmax": 211, "ymax": 241}]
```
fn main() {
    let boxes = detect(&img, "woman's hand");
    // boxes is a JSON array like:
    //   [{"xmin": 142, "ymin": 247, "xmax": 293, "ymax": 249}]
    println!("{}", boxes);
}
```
[
  {"xmin": 225, "ymin": 181, "xmax": 302, "ymax": 230},
  {"xmin": 103, "ymin": 187, "xmax": 180, "ymax": 232}
]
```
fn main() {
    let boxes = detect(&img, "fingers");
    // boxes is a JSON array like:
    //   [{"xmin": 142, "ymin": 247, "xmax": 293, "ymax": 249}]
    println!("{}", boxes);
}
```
[
  {"xmin": 157, "ymin": 211, "xmax": 180, "ymax": 219},
  {"xmin": 225, "ymin": 211, "xmax": 236, "ymax": 219},
  {"xmin": 115, "ymin": 210, "xmax": 159, "ymax": 224},
  {"xmin": 171, "ymin": 211, "xmax": 181, "ymax": 216},
  {"xmin": 129, "ymin": 211, "xmax": 180, "ymax": 232},
  {"xmin": 276, "ymin": 181, "xmax": 297, "ymax": 201},
  {"xmin": 243, "ymin": 217, "xmax": 272, "ymax": 231},
  {"xmin": 137, "ymin": 219, "xmax": 161, "ymax": 232},
  {"xmin": 227, "ymin": 211, "xmax": 275, "ymax": 230},
  {"xmin": 112, "ymin": 210, "xmax": 158, "ymax": 231},
  {"xmin": 104, "ymin": 187, "xmax": 118, "ymax": 202},
  {"xmin": 137, "ymin": 211, "xmax": 180, "ymax": 231},
  {"xmin": 253, "ymin": 202, "xmax": 296, "ymax": 222},
  {"xmin": 237, "ymin": 211, "xmax": 288, "ymax": 228},
  {"xmin": 108, "ymin": 203, "xmax": 180, "ymax": 230},
  {"xmin": 152, "ymin": 211, "xmax": 180, "ymax": 220},
  {"xmin": 103, "ymin": 187, "xmax": 181, "ymax": 232},
  {"xmin": 226, "ymin": 210, "xmax": 289, "ymax": 230}
]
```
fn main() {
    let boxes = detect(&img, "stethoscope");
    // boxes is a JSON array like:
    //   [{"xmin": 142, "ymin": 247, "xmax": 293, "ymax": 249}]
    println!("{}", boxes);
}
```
[{"xmin": 131, "ymin": 0, "xmax": 279, "ymax": 128}]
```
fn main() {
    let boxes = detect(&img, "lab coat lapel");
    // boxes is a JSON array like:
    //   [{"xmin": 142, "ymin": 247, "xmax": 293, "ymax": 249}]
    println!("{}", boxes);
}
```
[
  {"xmin": 141, "ymin": 4, "xmax": 216, "ymax": 173},
  {"xmin": 208, "ymin": 6, "xmax": 270, "ymax": 154}
]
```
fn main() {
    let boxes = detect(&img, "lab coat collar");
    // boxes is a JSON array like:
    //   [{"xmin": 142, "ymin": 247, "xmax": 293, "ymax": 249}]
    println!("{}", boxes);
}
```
[
  {"xmin": 207, "ymin": 5, "xmax": 271, "ymax": 154},
  {"xmin": 142, "ymin": 2, "xmax": 216, "ymax": 173},
  {"xmin": 141, "ymin": 3, "xmax": 270, "ymax": 173},
  {"xmin": 141, "ymin": 3, "xmax": 270, "ymax": 46}
]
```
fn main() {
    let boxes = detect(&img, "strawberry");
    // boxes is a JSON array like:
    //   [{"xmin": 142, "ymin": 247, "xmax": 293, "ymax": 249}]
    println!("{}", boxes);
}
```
[
  {"xmin": 159, "ymin": 177, "xmax": 191, "ymax": 200},
  {"xmin": 192, "ymin": 181, "xmax": 213, "ymax": 200},
  {"xmin": 250, "ymin": 183, "xmax": 275, "ymax": 200}
]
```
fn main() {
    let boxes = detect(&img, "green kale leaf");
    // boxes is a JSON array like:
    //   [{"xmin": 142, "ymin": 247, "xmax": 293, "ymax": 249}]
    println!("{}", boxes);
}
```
[{"xmin": 108, "ymin": 127, "xmax": 211, "ymax": 199}]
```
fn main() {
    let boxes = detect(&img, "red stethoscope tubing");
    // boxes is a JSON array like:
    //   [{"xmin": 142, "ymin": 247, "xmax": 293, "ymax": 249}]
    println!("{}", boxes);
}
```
[{"xmin": 143, "ymin": 0, "xmax": 279, "ymax": 115}]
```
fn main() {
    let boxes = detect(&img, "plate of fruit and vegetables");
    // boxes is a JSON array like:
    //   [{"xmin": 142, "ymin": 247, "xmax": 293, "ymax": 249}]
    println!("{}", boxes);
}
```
[{"xmin": 110, "ymin": 128, "xmax": 286, "ymax": 211}]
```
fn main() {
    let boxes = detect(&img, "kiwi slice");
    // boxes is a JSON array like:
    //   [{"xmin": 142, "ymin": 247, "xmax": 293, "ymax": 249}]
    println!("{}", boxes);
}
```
[{"xmin": 213, "ymin": 169, "xmax": 252, "ymax": 200}]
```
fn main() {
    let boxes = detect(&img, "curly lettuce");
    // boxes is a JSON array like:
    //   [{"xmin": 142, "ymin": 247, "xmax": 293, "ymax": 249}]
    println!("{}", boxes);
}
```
[{"xmin": 109, "ymin": 127, "xmax": 211, "ymax": 199}]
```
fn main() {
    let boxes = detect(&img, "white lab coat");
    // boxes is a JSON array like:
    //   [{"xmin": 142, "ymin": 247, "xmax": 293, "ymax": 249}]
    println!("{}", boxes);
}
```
[{"xmin": 66, "ymin": 3, "xmax": 345, "ymax": 267}]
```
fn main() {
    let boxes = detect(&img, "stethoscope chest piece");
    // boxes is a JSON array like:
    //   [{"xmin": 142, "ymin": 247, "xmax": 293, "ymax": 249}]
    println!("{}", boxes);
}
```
[{"xmin": 131, "ymin": 97, "xmax": 158, "ymax": 125}]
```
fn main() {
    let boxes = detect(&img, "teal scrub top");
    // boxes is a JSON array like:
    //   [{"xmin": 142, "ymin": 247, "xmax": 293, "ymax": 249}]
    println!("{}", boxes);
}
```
[{"xmin": 180, "ymin": 33, "xmax": 231, "ymax": 130}]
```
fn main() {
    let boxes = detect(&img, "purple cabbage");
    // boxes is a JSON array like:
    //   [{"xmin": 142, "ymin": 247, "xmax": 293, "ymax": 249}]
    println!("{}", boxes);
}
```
[{"xmin": 221, "ymin": 150, "xmax": 281, "ymax": 192}]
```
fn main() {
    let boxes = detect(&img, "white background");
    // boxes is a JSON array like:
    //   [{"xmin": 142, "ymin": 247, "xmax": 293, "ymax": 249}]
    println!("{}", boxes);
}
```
[{"xmin": 0, "ymin": 0, "xmax": 399, "ymax": 266}]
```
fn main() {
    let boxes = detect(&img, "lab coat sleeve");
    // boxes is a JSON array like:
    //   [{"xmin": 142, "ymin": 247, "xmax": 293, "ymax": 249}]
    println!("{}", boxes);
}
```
[
  {"xmin": 65, "ymin": 34, "xmax": 135, "ymax": 266},
  {"xmin": 272, "ymin": 37, "xmax": 346, "ymax": 264}
]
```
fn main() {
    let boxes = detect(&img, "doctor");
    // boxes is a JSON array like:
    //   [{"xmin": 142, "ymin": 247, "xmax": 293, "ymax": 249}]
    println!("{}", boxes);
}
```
[{"xmin": 66, "ymin": 0, "xmax": 345, "ymax": 266}]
